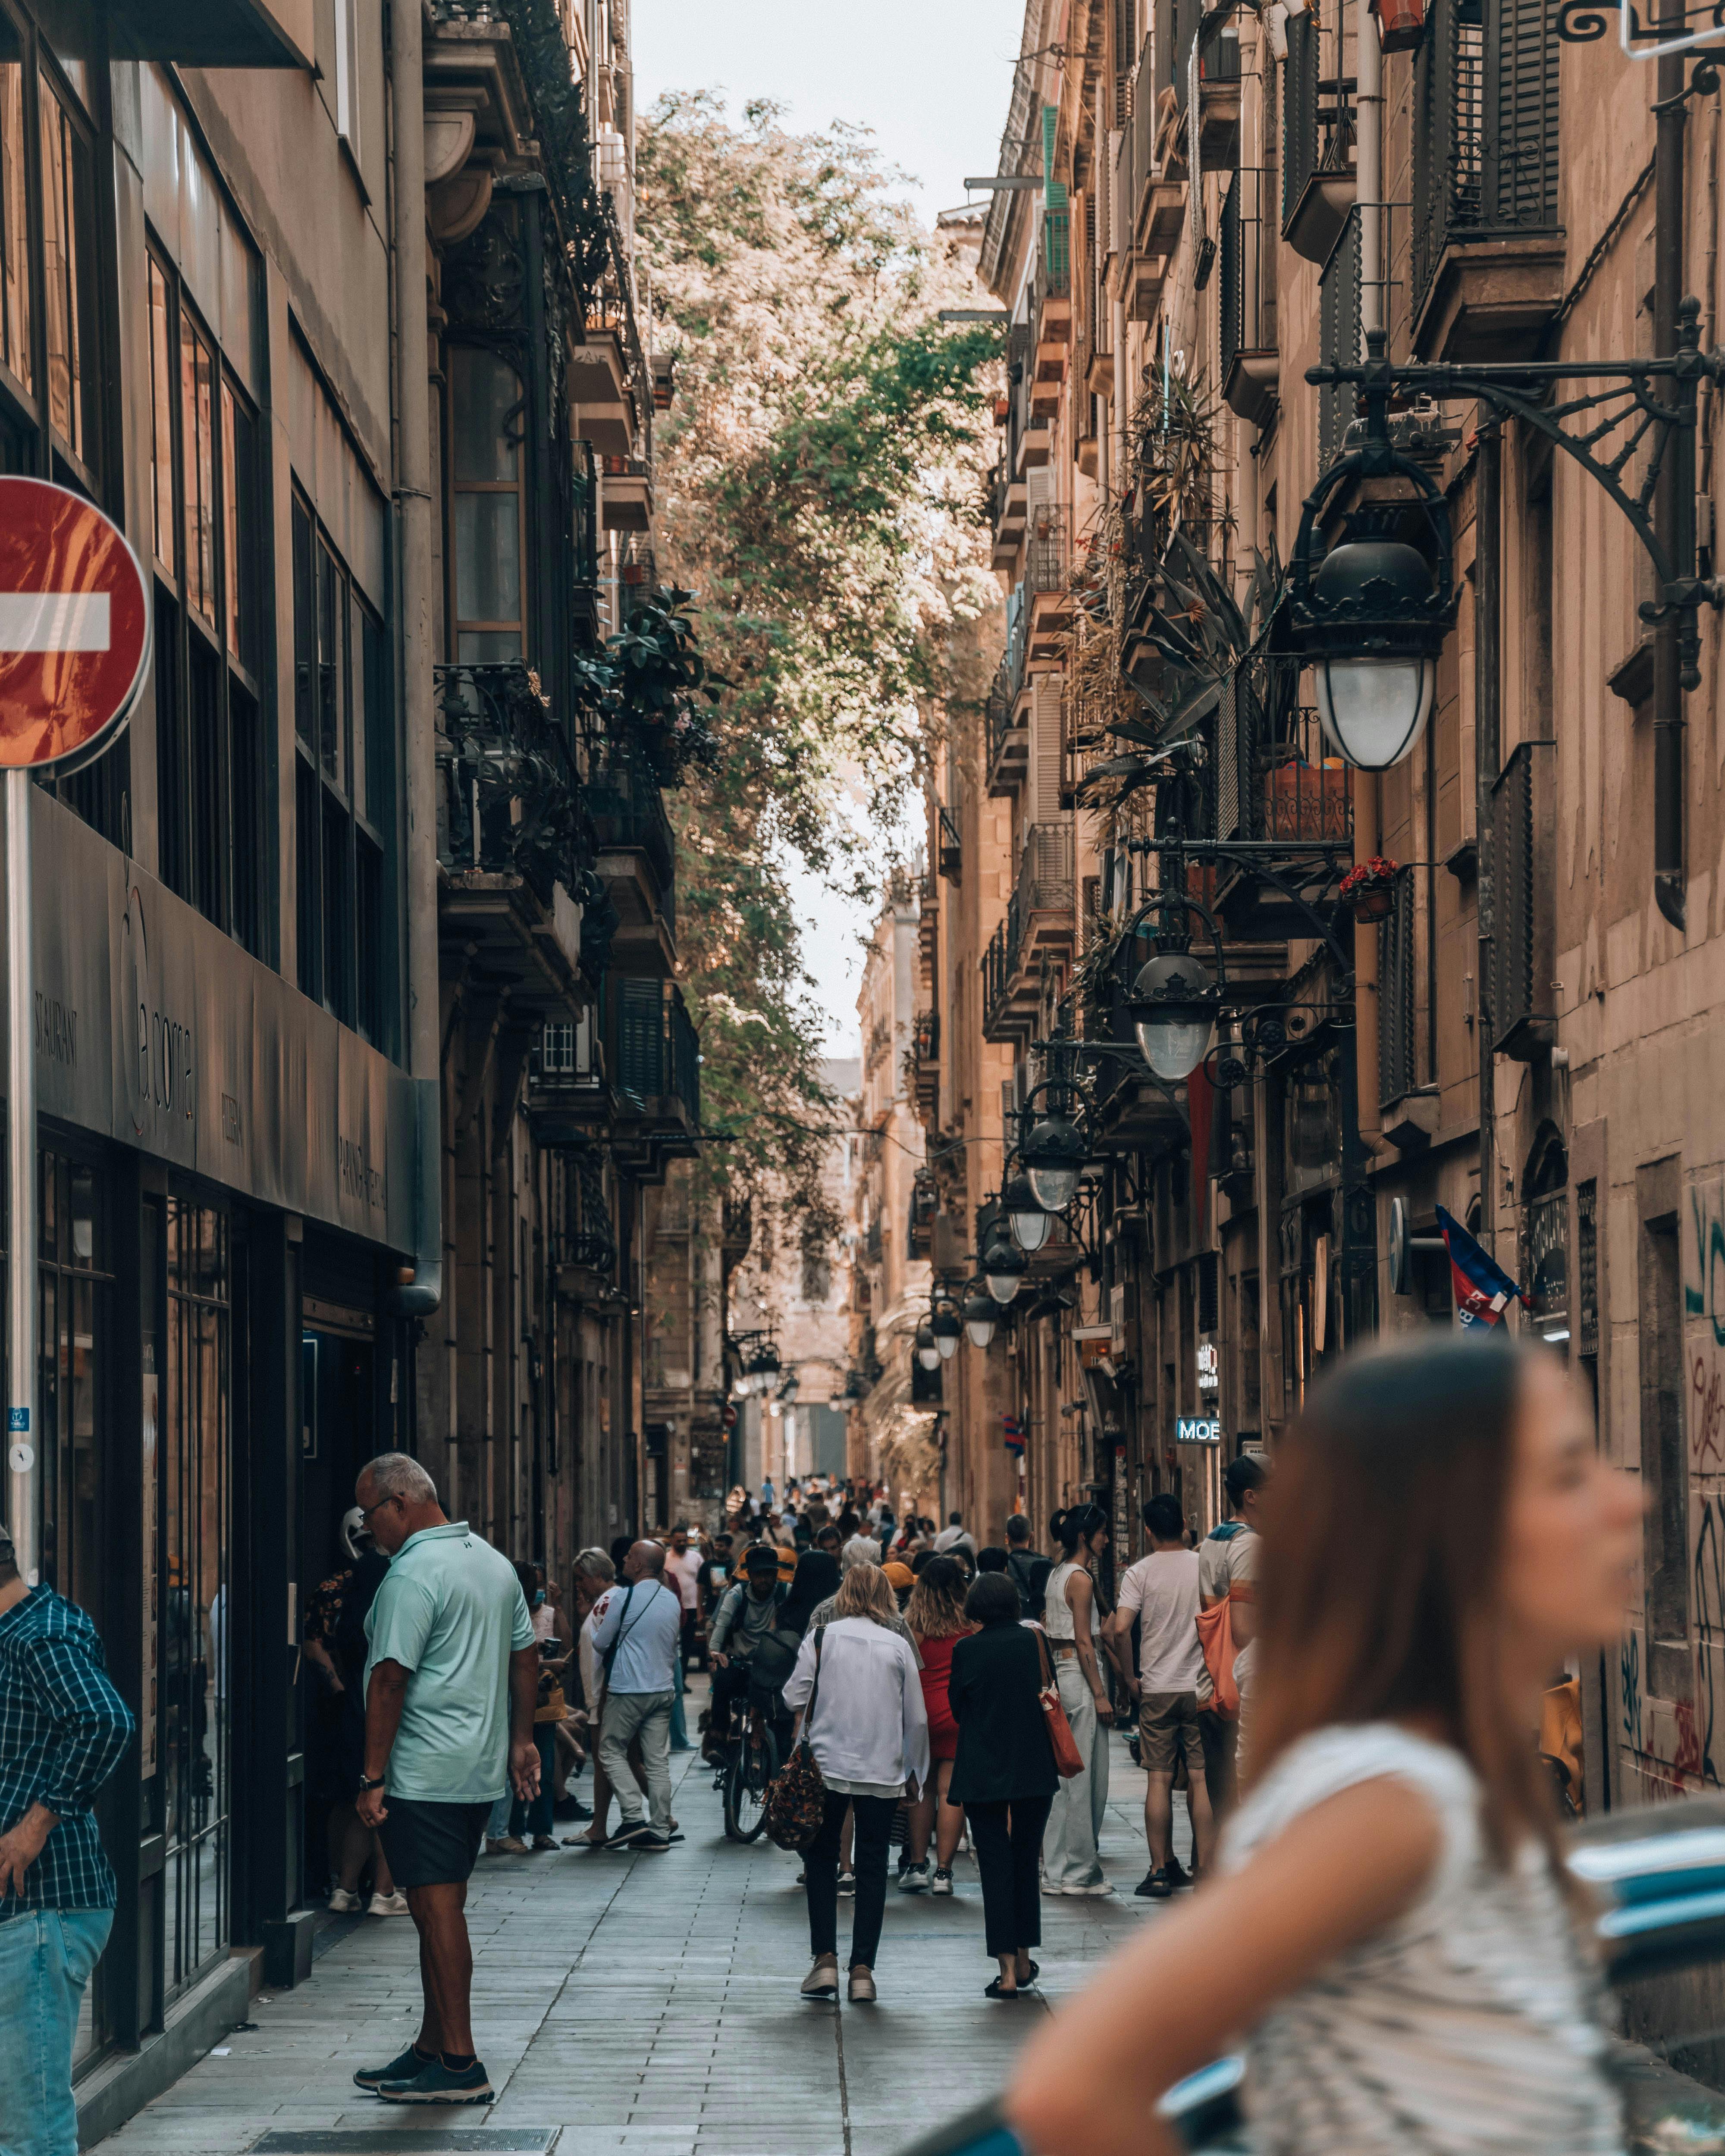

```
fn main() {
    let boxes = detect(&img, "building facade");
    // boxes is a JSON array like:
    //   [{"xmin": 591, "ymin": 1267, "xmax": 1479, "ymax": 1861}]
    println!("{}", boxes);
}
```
[
  {"xmin": 913, "ymin": 0, "xmax": 1725, "ymax": 1843},
  {"xmin": 1, "ymin": 0, "xmax": 690, "ymax": 2131}
]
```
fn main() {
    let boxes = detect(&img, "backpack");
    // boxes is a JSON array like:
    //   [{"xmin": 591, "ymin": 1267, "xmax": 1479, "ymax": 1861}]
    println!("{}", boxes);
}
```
[{"xmin": 1007, "ymin": 1550, "xmax": 1050, "ymax": 1621}]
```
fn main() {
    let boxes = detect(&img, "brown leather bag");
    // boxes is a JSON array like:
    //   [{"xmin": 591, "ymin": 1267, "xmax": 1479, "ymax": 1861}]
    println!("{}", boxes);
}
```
[
  {"xmin": 1035, "ymin": 1630, "xmax": 1086, "ymax": 1779},
  {"xmin": 764, "ymin": 1626, "xmax": 830, "ymax": 1850}
]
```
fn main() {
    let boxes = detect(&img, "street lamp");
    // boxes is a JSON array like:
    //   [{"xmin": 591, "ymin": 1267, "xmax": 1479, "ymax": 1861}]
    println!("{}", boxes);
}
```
[
  {"xmin": 1004, "ymin": 1171, "xmax": 1051, "ymax": 1253},
  {"xmin": 963, "ymin": 1290, "xmax": 998, "ymax": 1349},
  {"xmin": 914, "ymin": 1322, "xmax": 941, "ymax": 1373},
  {"xmin": 1131, "ymin": 945, "xmax": 1221, "ymax": 1082},
  {"xmin": 981, "ymin": 1236, "xmax": 1026, "ymax": 1305},
  {"xmin": 931, "ymin": 1305, "xmax": 962, "ymax": 1360},
  {"xmin": 1020, "ymin": 1112, "xmax": 1085, "ymax": 1212}
]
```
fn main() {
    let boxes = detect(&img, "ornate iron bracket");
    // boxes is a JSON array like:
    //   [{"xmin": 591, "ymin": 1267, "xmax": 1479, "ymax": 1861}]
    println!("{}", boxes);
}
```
[
  {"xmin": 1306, "ymin": 307, "xmax": 1725, "ymax": 689},
  {"xmin": 1557, "ymin": 0, "xmax": 1725, "ymax": 59}
]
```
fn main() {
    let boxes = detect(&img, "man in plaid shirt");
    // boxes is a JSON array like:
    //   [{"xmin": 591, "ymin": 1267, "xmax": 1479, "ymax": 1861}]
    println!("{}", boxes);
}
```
[{"xmin": 0, "ymin": 1525, "xmax": 134, "ymax": 2156}]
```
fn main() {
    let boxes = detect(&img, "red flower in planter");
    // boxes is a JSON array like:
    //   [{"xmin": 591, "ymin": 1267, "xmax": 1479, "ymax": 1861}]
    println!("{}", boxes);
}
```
[{"xmin": 1340, "ymin": 855, "xmax": 1400, "ymax": 923}]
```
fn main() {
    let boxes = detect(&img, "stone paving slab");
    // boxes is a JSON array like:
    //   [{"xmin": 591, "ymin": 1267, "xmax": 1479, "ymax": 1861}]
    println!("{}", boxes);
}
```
[{"xmin": 97, "ymin": 1693, "xmax": 1189, "ymax": 2156}]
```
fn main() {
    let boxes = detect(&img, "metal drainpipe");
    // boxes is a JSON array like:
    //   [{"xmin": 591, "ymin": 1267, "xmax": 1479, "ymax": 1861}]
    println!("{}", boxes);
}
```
[
  {"xmin": 1475, "ymin": 417, "xmax": 1502, "ymax": 1256},
  {"xmin": 387, "ymin": 0, "xmax": 443, "ymax": 1317},
  {"xmin": 1357, "ymin": 0, "xmax": 1383, "ymax": 339},
  {"xmin": 1653, "ymin": 3, "xmax": 1689, "ymax": 931}
]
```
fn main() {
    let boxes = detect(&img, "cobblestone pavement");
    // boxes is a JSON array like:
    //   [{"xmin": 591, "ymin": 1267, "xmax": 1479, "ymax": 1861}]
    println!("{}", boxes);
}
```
[{"xmin": 97, "ymin": 1698, "xmax": 1188, "ymax": 2156}]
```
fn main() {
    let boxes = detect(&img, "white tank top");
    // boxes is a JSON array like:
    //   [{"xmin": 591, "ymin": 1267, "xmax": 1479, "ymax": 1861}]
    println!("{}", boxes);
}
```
[
  {"xmin": 1042, "ymin": 1559, "xmax": 1099, "ymax": 1641},
  {"xmin": 1223, "ymin": 1723, "xmax": 1622, "ymax": 2156}
]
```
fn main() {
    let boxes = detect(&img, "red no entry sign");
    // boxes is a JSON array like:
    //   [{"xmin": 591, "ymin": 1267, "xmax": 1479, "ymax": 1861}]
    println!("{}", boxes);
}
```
[{"xmin": 0, "ymin": 476, "xmax": 150, "ymax": 768}]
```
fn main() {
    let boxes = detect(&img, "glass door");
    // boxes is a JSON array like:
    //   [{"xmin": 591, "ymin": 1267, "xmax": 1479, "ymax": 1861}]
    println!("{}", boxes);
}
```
[{"xmin": 160, "ymin": 1199, "xmax": 231, "ymax": 1999}]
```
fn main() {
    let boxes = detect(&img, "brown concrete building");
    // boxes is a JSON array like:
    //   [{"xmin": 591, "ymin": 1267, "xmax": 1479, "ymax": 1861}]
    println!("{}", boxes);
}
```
[{"xmin": 918, "ymin": 0, "xmax": 1725, "ymax": 1839}]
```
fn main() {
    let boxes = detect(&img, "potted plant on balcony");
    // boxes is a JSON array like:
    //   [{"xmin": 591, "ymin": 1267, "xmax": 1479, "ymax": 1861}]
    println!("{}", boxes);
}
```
[
  {"xmin": 605, "ymin": 585, "xmax": 725, "ymax": 785},
  {"xmin": 1340, "ymin": 855, "xmax": 1400, "ymax": 923}
]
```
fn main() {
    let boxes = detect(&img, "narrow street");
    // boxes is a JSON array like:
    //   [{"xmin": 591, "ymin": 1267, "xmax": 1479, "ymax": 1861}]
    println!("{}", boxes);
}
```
[{"xmin": 97, "ymin": 1702, "xmax": 1166, "ymax": 2156}]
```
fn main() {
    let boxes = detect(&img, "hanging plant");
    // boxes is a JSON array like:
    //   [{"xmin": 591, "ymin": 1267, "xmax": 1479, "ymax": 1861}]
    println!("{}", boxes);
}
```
[{"xmin": 1340, "ymin": 854, "xmax": 1400, "ymax": 922}]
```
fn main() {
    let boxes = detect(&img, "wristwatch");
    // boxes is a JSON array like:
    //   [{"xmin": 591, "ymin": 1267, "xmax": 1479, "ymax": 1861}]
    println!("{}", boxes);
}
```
[{"xmin": 358, "ymin": 1773, "xmax": 386, "ymax": 1794}]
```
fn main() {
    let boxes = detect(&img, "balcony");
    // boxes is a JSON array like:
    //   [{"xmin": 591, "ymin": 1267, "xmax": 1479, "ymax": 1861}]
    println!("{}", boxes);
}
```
[
  {"xmin": 1197, "ymin": 17, "xmax": 1244, "ymax": 167},
  {"xmin": 608, "ymin": 975, "xmax": 702, "ymax": 1175},
  {"xmin": 981, "ymin": 822, "xmax": 1076, "ymax": 1041},
  {"xmin": 1409, "ymin": 0, "xmax": 1564, "ymax": 360},
  {"xmin": 1489, "ymin": 740, "xmax": 1556, "ymax": 1061},
  {"xmin": 1317, "ymin": 210, "xmax": 1362, "ymax": 474},
  {"xmin": 1208, "ymin": 693, "xmax": 1356, "ymax": 947},
  {"xmin": 991, "ymin": 467, "xmax": 1028, "ymax": 569},
  {"xmin": 1282, "ymin": 9, "xmax": 1355, "ymax": 264},
  {"xmin": 937, "ymin": 805, "xmax": 961, "ymax": 880},
  {"xmin": 1220, "ymin": 168, "xmax": 1279, "ymax": 426},
  {"xmin": 572, "ymin": 441, "xmax": 601, "ymax": 641},
  {"xmin": 601, "ymin": 454, "xmax": 653, "ymax": 532},
  {"xmin": 1033, "ymin": 209, "xmax": 1072, "ymax": 348},
  {"xmin": 588, "ymin": 740, "xmax": 675, "ymax": 974},
  {"xmin": 435, "ymin": 661, "xmax": 591, "ymax": 1014},
  {"xmin": 1026, "ymin": 505, "xmax": 1073, "ymax": 652},
  {"xmin": 912, "ymin": 1009, "xmax": 941, "ymax": 1120},
  {"xmin": 987, "ymin": 620, "xmax": 1030, "ymax": 794}
]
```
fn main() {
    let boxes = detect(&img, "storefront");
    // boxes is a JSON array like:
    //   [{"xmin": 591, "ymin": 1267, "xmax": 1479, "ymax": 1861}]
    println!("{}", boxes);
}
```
[{"xmin": 17, "ymin": 793, "xmax": 419, "ymax": 2114}]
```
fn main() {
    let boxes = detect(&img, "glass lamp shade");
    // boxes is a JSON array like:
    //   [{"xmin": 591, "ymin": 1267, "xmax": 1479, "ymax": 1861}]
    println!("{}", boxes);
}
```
[
  {"xmin": 981, "ymin": 1239, "xmax": 1026, "ymax": 1305},
  {"xmin": 914, "ymin": 1324, "xmax": 941, "ymax": 1373},
  {"xmin": 1003, "ymin": 1172, "xmax": 1049, "ymax": 1253},
  {"xmin": 1314, "ymin": 653, "xmax": 1437, "ymax": 771},
  {"xmin": 1021, "ymin": 1116, "xmax": 1085, "ymax": 1215},
  {"xmin": 963, "ymin": 1292, "xmax": 998, "ymax": 1348},
  {"xmin": 1130, "ymin": 948, "xmax": 1219, "ymax": 1083},
  {"xmin": 932, "ymin": 1309, "xmax": 962, "ymax": 1360},
  {"xmin": 1026, "ymin": 1162, "xmax": 1081, "ymax": 1211}
]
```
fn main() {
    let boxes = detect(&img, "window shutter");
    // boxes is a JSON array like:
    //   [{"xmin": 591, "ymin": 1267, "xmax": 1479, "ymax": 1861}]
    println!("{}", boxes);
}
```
[
  {"xmin": 618, "ymin": 978, "xmax": 665, "ymax": 1103},
  {"xmin": 1029, "ymin": 676, "xmax": 1065, "ymax": 824}
]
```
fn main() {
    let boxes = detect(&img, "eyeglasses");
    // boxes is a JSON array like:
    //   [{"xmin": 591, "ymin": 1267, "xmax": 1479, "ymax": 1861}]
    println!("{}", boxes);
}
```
[{"xmin": 359, "ymin": 1493, "xmax": 404, "ymax": 1524}]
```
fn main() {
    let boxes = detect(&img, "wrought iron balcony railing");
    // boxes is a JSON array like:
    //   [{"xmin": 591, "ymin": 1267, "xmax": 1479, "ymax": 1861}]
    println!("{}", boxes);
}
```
[
  {"xmin": 1220, "ymin": 167, "xmax": 1279, "ymax": 423},
  {"xmin": 613, "ymin": 975, "xmax": 701, "ymax": 1125},
  {"xmin": 587, "ymin": 740, "xmax": 676, "ymax": 926},
  {"xmin": 1282, "ymin": 8, "xmax": 1354, "ymax": 235},
  {"xmin": 1026, "ymin": 505, "xmax": 1069, "ymax": 596},
  {"xmin": 435, "ymin": 661, "xmax": 590, "ymax": 905},
  {"xmin": 1409, "ymin": 0, "xmax": 1561, "ymax": 323},
  {"xmin": 1317, "ymin": 208, "xmax": 1362, "ymax": 473}
]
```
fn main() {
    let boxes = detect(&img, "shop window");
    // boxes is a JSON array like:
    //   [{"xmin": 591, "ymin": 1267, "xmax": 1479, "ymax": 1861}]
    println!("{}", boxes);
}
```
[
  {"xmin": 148, "ymin": 246, "xmax": 270, "ymax": 953},
  {"xmin": 292, "ymin": 489, "xmax": 396, "ymax": 1046},
  {"xmin": 450, "ymin": 343, "xmax": 526, "ymax": 661}
]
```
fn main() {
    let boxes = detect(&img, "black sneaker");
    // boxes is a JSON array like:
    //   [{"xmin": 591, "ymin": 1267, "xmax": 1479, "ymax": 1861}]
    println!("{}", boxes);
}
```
[
  {"xmin": 552, "ymin": 1795, "xmax": 592, "ymax": 1822},
  {"xmin": 1135, "ymin": 1868, "xmax": 1173, "ymax": 1899},
  {"xmin": 837, "ymin": 1870, "xmax": 856, "ymax": 1896},
  {"xmin": 1165, "ymin": 1855, "xmax": 1191, "ymax": 1889},
  {"xmin": 606, "ymin": 1819, "xmax": 651, "ymax": 1849},
  {"xmin": 376, "ymin": 2056, "xmax": 494, "ymax": 2105},
  {"xmin": 632, "ymin": 1830, "xmax": 673, "ymax": 1853},
  {"xmin": 354, "ymin": 2043, "xmax": 430, "ymax": 2091}
]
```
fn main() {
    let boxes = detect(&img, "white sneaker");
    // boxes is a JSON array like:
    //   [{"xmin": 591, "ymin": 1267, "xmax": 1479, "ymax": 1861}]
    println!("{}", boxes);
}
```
[
  {"xmin": 931, "ymin": 1866, "xmax": 955, "ymax": 1896},
  {"xmin": 327, "ymin": 1887, "xmax": 361, "ymax": 1912},
  {"xmin": 897, "ymin": 1860, "xmax": 931, "ymax": 1894},
  {"xmin": 367, "ymin": 1890, "xmax": 409, "ymax": 1916},
  {"xmin": 1060, "ymin": 1880, "xmax": 1117, "ymax": 1897}
]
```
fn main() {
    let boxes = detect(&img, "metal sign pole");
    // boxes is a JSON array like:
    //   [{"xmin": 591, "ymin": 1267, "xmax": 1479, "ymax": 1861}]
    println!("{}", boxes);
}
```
[{"xmin": 6, "ymin": 766, "xmax": 34, "ymax": 1582}]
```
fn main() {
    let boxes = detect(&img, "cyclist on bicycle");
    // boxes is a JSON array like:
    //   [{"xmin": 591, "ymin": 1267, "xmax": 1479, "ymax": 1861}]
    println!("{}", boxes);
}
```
[{"xmin": 706, "ymin": 1542, "xmax": 787, "ymax": 1755}]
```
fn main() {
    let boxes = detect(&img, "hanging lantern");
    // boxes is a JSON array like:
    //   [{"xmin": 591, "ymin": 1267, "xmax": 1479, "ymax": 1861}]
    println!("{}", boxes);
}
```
[
  {"xmin": 1004, "ymin": 1172, "xmax": 1051, "ymax": 1253},
  {"xmin": 963, "ymin": 1291, "xmax": 998, "ymax": 1349},
  {"xmin": 1020, "ymin": 1113, "xmax": 1087, "ymax": 1212},
  {"xmin": 1130, "ymin": 948, "xmax": 1220, "ymax": 1081},
  {"xmin": 982, "ymin": 1238, "xmax": 1027, "ymax": 1305}
]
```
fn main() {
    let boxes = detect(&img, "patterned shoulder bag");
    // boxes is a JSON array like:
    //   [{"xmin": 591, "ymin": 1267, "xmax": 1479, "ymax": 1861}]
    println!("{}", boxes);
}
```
[{"xmin": 764, "ymin": 1625, "xmax": 828, "ymax": 1851}]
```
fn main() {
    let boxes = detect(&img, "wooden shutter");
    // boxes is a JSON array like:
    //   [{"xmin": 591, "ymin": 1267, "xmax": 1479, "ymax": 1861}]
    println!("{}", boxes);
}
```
[
  {"xmin": 618, "ymin": 978, "xmax": 665, "ymax": 1103},
  {"xmin": 1029, "ymin": 676, "xmax": 1065, "ymax": 823}
]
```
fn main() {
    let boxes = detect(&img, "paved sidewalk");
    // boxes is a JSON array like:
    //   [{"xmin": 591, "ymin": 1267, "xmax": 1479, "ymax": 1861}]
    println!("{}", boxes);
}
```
[{"xmin": 97, "ymin": 1709, "xmax": 1189, "ymax": 2156}]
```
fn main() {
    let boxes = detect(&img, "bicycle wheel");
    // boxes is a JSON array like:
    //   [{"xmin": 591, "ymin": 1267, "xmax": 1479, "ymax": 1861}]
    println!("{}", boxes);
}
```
[{"xmin": 723, "ymin": 1719, "xmax": 778, "ymax": 1843}]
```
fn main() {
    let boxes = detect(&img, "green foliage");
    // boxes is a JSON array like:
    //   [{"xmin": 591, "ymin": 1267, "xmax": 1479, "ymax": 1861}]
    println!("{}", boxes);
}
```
[
  {"xmin": 605, "ymin": 586, "xmax": 724, "ymax": 783},
  {"xmin": 636, "ymin": 92, "xmax": 997, "ymax": 1235}
]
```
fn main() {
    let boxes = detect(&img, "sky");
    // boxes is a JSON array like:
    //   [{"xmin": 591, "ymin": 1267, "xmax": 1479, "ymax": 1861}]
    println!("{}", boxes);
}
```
[{"xmin": 634, "ymin": 1, "xmax": 1026, "ymax": 1053}]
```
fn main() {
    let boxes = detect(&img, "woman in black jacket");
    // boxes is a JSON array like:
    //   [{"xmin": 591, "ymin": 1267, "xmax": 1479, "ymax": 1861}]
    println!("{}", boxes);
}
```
[{"xmin": 947, "ymin": 1571, "xmax": 1060, "ymax": 1998}]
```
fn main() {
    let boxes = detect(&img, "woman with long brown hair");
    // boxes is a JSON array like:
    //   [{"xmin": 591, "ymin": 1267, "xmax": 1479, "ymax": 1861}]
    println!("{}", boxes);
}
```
[
  {"xmin": 899, "ymin": 1556, "xmax": 974, "ymax": 1895},
  {"xmin": 1005, "ymin": 1335, "xmax": 1640, "ymax": 2156}
]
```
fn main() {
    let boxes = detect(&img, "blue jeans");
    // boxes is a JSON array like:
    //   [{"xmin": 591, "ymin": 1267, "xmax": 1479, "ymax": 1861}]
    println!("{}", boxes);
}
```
[{"xmin": 0, "ymin": 1907, "xmax": 112, "ymax": 2156}]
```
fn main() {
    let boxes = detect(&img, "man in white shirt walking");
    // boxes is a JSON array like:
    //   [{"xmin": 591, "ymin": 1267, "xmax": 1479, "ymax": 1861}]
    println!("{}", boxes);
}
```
[
  {"xmin": 588, "ymin": 1542, "xmax": 683, "ymax": 1851},
  {"xmin": 932, "ymin": 1512, "xmax": 977, "ymax": 1559},
  {"xmin": 1106, "ymin": 1493, "xmax": 1214, "ymax": 1901}
]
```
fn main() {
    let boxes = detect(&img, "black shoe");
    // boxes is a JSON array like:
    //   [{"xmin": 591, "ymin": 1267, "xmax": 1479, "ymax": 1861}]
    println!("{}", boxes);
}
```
[
  {"xmin": 1165, "ymin": 1855, "xmax": 1190, "ymax": 1889},
  {"xmin": 1135, "ymin": 1868, "xmax": 1173, "ymax": 1899},
  {"xmin": 606, "ymin": 1819, "xmax": 651, "ymax": 1849},
  {"xmin": 552, "ymin": 1796, "xmax": 592, "ymax": 1821},
  {"xmin": 632, "ymin": 1830, "xmax": 673, "ymax": 1853},
  {"xmin": 376, "ymin": 2056, "xmax": 494, "ymax": 2105},
  {"xmin": 354, "ymin": 2043, "xmax": 430, "ymax": 2091},
  {"xmin": 836, "ymin": 1870, "xmax": 856, "ymax": 1896}
]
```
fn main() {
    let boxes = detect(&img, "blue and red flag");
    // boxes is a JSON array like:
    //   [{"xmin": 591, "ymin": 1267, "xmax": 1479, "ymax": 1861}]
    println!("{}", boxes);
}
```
[
  {"xmin": 1001, "ymin": 1414, "xmax": 1026, "ymax": 1455},
  {"xmin": 1436, "ymin": 1205, "xmax": 1529, "ymax": 1331}
]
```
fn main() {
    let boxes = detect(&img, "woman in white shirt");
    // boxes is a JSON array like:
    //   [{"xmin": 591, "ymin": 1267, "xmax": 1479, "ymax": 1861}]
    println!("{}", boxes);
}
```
[
  {"xmin": 782, "ymin": 1563, "xmax": 930, "ymax": 2005},
  {"xmin": 1006, "ymin": 1337, "xmax": 1642, "ymax": 2156}
]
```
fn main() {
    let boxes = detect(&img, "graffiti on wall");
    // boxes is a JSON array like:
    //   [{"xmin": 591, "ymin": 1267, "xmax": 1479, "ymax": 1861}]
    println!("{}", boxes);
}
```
[{"xmin": 1686, "ymin": 1176, "xmax": 1725, "ymax": 1346}]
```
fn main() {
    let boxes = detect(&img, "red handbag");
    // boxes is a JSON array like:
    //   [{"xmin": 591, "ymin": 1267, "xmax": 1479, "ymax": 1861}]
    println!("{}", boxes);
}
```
[{"xmin": 1035, "ymin": 1630, "xmax": 1087, "ymax": 1779}]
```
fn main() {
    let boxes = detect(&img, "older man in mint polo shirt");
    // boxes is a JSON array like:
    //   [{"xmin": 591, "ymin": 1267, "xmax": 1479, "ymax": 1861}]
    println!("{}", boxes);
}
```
[{"xmin": 349, "ymin": 1453, "xmax": 538, "ymax": 2106}]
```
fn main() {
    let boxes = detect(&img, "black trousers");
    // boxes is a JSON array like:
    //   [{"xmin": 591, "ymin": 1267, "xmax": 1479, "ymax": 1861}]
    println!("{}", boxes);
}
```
[
  {"xmin": 805, "ymin": 1790, "xmax": 896, "ymax": 1969},
  {"xmin": 1200, "ymin": 1708, "xmax": 1239, "ymax": 1819},
  {"xmin": 967, "ymin": 1794, "xmax": 1054, "ymax": 1958}
]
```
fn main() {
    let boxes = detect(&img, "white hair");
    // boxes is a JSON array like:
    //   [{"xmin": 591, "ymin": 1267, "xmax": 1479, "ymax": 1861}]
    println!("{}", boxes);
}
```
[
  {"xmin": 574, "ymin": 1546, "xmax": 615, "ymax": 1584},
  {"xmin": 361, "ymin": 1451, "xmax": 436, "ymax": 1504}
]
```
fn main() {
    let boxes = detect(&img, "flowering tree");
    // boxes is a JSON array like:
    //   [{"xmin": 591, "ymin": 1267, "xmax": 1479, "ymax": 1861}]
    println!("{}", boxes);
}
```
[{"xmin": 637, "ymin": 92, "xmax": 997, "ymax": 1238}]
